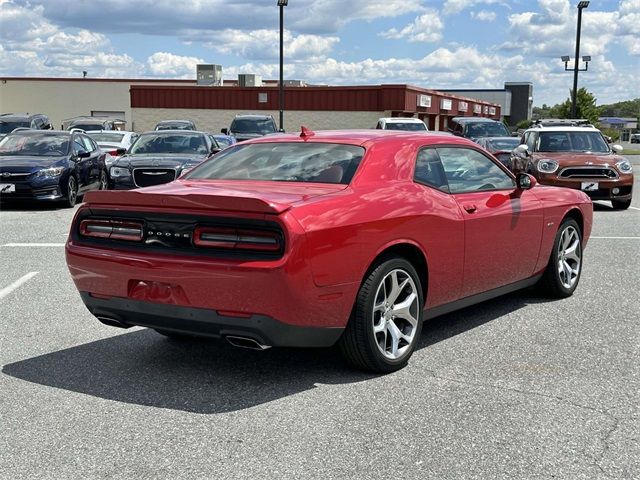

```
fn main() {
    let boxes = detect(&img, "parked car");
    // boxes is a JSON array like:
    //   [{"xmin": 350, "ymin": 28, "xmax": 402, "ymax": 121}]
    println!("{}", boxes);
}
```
[
  {"xmin": 66, "ymin": 129, "xmax": 592, "ymax": 373},
  {"xmin": 375, "ymin": 118, "xmax": 428, "ymax": 131},
  {"xmin": 87, "ymin": 130, "xmax": 139, "ymax": 168},
  {"xmin": 475, "ymin": 136, "xmax": 521, "ymax": 168},
  {"xmin": 512, "ymin": 125, "xmax": 633, "ymax": 210},
  {"xmin": 0, "ymin": 130, "xmax": 107, "ymax": 207},
  {"xmin": 65, "ymin": 116, "xmax": 123, "ymax": 132},
  {"xmin": 222, "ymin": 114, "xmax": 278, "ymax": 142},
  {"xmin": 630, "ymin": 133, "xmax": 640, "ymax": 144},
  {"xmin": 212, "ymin": 134, "xmax": 237, "ymax": 148},
  {"xmin": 448, "ymin": 117, "xmax": 511, "ymax": 141},
  {"xmin": 108, "ymin": 130, "xmax": 220, "ymax": 189},
  {"xmin": 154, "ymin": 120, "xmax": 197, "ymax": 131},
  {"xmin": 0, "ymin": 113, "xmax": 52, "ymax": 140}
]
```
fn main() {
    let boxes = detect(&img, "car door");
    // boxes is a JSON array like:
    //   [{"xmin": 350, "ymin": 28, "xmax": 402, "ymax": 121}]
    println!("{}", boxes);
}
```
[
  {"xmin": 72, "ymin": 135, "xmax": 92, "ymax": 191},
  {"xmin": 436, "ymin": 146, "xmax": 543, "ymax": 298},
  {"xmin": 80, "ymin": 135, "xmax": 102, "ymax": 188}
]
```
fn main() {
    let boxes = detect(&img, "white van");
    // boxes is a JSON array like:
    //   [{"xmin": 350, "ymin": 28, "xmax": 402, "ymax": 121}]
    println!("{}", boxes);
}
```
[{"xmin": 375, "ymin": 117, "xmax": 428, "ymax": 131}]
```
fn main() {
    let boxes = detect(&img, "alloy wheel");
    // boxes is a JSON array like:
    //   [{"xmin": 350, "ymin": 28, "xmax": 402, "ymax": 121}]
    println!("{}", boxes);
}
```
[
  {"xmin": 372, "ymin": 269, "xmax": 420, "ymax": 360},
  {"xmin": 67, "ymin": 176, "xmax": 77, "ymax": 207},
  {"xmin": 557, "ymin": 225, "xmax": 581, "ymax": 289}
]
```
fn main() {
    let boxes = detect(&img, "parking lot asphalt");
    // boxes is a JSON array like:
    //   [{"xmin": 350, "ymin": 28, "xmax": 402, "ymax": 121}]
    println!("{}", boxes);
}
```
[{"xmin": 1, "ymin": 159, "xmax": 639, "ymax": 480}]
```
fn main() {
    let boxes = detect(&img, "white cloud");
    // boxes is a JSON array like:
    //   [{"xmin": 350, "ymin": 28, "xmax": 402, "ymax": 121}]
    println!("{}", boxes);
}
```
[
  {"xmin": 471, "ymin": 10, "xmax": 497, "ymax": 22},
  {"xmin": 146, "ymin": 52, "xmax": 205, "ymax": 77},
  {"xmin": 379, "ymin": 10, "xmax": 444, "ymax": 43},
  {"xmin": 443, "ymin": 0, "xmax": 505, "ymax": 15}
]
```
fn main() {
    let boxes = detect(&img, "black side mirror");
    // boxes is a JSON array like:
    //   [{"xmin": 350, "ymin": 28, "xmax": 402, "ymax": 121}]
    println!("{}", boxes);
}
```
[
  {"xmin": 516, "ymin": 172, "xmax": 536, "ymax": 190},
  {"xmin": 116, "ymin": 147, "xmax": 127, "ymax": 155},
  {"xmin": 77, "ymin": 149, "xmax": 91, "ymax": 159},
  {"xmin": 221, "ymin": 128, "xmax": 228, "ymax": 135},
  {"xmin": 452, "ymin": 131, "xmax": 462, "ymax": 137}
]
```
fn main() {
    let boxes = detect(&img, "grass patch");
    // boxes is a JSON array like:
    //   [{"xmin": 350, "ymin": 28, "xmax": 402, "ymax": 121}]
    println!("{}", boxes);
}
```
[{"xmin": 623, "ymin": 149, "xmax": 640, "ymax": 155}]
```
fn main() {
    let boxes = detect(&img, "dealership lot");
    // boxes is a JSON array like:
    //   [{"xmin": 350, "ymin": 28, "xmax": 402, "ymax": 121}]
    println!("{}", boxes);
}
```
[{"xmin": 0, "ymin": 160, "xmax": 638, "ymax": 479}]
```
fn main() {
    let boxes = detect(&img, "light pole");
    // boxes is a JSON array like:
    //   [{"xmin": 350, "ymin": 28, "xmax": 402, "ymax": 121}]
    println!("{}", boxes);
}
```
[
  {"xmin": 277, "ymin": 0, "xmax": 288, "ymax": 132},
  {"xmin": 561, "ymin": 1, "xmax": 590, "ymax": 118}
]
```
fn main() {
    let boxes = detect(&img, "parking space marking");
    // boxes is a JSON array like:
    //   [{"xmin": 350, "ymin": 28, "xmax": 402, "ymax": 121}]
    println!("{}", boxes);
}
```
[
  {"xmin": 0, "ymin": 272, "xmax": 39, "ymax": 300},
  {"xmin": 590, "ymin": 236, "xmax": 640, "ymax": 239},
  {"xmin": 2, "ymin": 243, "xmax": 65, "ymax": 247},
  {"xmin": 629, "ymin": 206, "xmax": 640, "ymax": 211}
]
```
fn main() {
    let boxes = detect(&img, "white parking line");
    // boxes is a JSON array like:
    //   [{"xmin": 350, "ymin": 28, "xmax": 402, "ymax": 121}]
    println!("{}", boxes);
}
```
[
  {"xmin": 590, "ymin": 236, "xmax": 640, "ymax": 239},
  {"xmin": 0, "ymin": 272, "xmax": 39, "ymax": 300},
  {"xmin": 629, "ymin": 206, "xmax": 640, "ymax": 211},
  {"xmin": 2, "ymin": 243, "xmax": 65, "ymax": 247}
]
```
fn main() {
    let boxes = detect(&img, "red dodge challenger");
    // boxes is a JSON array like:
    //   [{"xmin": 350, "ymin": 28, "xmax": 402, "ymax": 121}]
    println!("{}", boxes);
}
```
[{"xmin": 66, "ymin": 129, "xmax": 593, "ymax": 373}]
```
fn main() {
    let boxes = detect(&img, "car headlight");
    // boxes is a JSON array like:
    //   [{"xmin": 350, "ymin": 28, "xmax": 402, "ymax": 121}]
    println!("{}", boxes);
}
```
[
  {"xmin": 35, "ymin": 167, "xmax": 65, "ymax": 178},
  {"xmin": 110, "ymin": 166, "xmax": 130, "ymax": 177},
  {"xmin": 537, "ymin": 159, "xmax": 559, "ymax": 174},
  {"xmin": 616, "ymin": 160, "xmax": 633, "ymax": 173}
]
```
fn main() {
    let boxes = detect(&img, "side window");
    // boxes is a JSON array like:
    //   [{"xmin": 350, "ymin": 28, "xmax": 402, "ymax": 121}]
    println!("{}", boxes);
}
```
[
  {"xmin": 80, "ymin": 135, "xmax": 96, "ymax": 153},
  {"xmin": 526, "ymin": 132, "xmax": 537, "ymax": 151},
  {"xmin": 32, "ymin": 118, "xmax": 44, "ymax": 129},
  {"xmin": 414, "ymin": 148, "xmax": 449, "ymax": 192},
  {"xmin": 72, "ymin": 136, "xmax": 86, "ymax": 154},
  {"xmin": 437, "ymin": 147, "xmax": 515, "ymax": 193},
  {"xmin": 375, "ymin": 121, "xmax": 383, "ymax": 130}
]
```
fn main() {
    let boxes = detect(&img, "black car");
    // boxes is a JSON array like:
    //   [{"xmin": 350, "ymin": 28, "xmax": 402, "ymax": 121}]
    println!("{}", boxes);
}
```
[
  {"xmin": 109, "ymin": 130, "xmax": 220, "ymax": 189},
  {"xmin": 448, "ymin": 117, "xmax": 511, "ymax": 141},
  {"xmin": 0, "ymin": 130, "xmax": 107, "ymax": 207},
  {"xmin": 222, "ymin": 114, "xmax": 278, "ymax": 142},
  {"xmin": 154, "ymin": 120, "xmax": 197, "ymax": 131},
  {"xmin": 0, "ymin": 113, "xmax": 52, "ymax": 140}
]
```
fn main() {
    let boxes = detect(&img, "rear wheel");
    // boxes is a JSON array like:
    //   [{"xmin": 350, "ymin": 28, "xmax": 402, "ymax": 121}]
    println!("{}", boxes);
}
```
[
  {"xmin": 538, "ymin": 218, "xmax": 583, "ymax": 298},
  {"xmin": 98, "ymin": 170, "xmax": 108, "ymax": 190},
  {"xmin": 611, "ymin": 199, "xmax": 631, "ymax": 210},
  {"xmin": 339, "ymin": 257, "xmax": 424, "ymax": 373}
]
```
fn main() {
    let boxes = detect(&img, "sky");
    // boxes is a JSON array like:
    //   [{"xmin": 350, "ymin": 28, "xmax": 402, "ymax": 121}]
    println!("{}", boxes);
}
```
[{"xmin": 0, "ymin": 0, "xmax": 638, "ymax": 107}]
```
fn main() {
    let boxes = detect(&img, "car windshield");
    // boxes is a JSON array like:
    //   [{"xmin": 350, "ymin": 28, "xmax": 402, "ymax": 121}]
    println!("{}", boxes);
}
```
[
  {"xmin": 0, "ymin": 121, "xmax": 30, "ymax": 134},
  {"xmin": 465, "ymin": 122, "xmax": 510, "ymax": 138},
  {"xmin": 385, "ymin": 122, "xmax": 427, "ymax": 131},
  {"xmin": 536, "ymin": 131, "xmax": 609, "ymax": 153},
  {"xmin": 87, "ymin": 132, "xmax": 125, "ymax": 143},
  {"xmin": 70, "ymin": 124, "xmax": 103, "ymax": 131},
  {"xmin": 230, "ymin": 118, "xmax": 276, "ymax": 135},
  {"xmin": 0, "ymin": 134, "xmax": 69, "ymax": 156},
  {"xmin": 156, "ymin": 123, "xmax": 194, "ymax": 130},
  {"xmin": 487, "ymin": 138, "xmax": 520, "ymax": 151},
  {"xmin": 185, "ymin": 142, "xmax": 365, "ymax": 185},
  {"xmin": 129, "ymin": 133, "xmax": 208, "ymax": 155}
]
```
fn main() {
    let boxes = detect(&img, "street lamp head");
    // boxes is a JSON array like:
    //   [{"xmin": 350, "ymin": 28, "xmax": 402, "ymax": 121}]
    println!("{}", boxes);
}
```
[
  {"xmin": 582, "ymin": 55, "xmax": 591, "ymax": 62},
  {"xmin": 561, "ymin": 55, "xmax": 571, "ymax": 62},
  {"xmin": 577, "ymin": 1, "xmax": 589, "ymax": 8},
  {"xmin": 277, "ymin": 0, "xmax": 288, "ymax": 6}
]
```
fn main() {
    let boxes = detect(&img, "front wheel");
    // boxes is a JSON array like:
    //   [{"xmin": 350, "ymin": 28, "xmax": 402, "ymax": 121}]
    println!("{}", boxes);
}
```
[
  {"xmin": 611, "ymin": 199, "xmax": 631, "ymax": 210},
  {"xmin": 64, "ymin": 175, "xmax": 78, "ymax": 208},
  {"xmin": 339, "ymin": 257, "xmax": 424, "ymax": 373},
  {"xmin": 538, "ymin": 218, "xmax": 583, "ymax": 298},
  {"xmin": 98, "ymin": 170, "xmax": 108, "ymax": 190}
]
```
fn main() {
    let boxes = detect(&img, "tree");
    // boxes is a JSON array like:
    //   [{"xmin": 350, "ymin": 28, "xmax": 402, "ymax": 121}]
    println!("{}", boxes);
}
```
[{"xmin": 556, "ymin": 87, "xmax": 600, "ymax": 124}]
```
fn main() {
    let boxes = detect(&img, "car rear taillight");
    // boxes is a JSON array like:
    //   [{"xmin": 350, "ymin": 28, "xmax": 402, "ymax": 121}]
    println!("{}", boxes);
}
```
[
  {"xmin": 194, "ymin": 226, "xmax": 281, "ymax": 252},
  {"xmin": 80, "ymin": 219, "xmax": 143, "ymax": 242},
  {"xmin": 108, "ymin": 150, "xmax": 119, "ymax": 156}
]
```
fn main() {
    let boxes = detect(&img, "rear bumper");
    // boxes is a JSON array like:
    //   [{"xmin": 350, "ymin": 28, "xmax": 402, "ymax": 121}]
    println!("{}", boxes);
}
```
[{"xmin": 80, "ymin": 292, "xmax": 344, "ymax": 347}]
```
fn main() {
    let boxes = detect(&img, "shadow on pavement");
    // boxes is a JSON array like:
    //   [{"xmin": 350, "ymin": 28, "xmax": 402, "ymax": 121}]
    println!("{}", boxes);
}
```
[
  {"xmin": 0, "ymin": 199, "xmax": 78, "ymax": 212},
  {"xmin": 3, "ymin": 289, "xmax": 549, "ymax": 413}
]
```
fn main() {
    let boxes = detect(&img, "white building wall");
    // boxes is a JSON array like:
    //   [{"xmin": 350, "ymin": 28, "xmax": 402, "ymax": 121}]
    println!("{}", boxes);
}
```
[{"xmin": 132, "ymin": 108, "xmax": 393, "ymax": 133}]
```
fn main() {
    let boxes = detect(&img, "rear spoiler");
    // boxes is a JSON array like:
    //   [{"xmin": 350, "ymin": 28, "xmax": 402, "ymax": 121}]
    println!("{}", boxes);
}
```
[{"xmin": 84, "ymin": 190, "xmax": 292, "ymax": 215}]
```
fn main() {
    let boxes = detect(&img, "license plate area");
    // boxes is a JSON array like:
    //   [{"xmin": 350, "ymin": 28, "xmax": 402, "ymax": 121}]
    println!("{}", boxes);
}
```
[
  {"xmin": 581, "ymin": 182, "xmax": 599, "ymax": 191},
  {"xmin": 0, "ymin": 183, "xmax": 16, "ymax": 193}
]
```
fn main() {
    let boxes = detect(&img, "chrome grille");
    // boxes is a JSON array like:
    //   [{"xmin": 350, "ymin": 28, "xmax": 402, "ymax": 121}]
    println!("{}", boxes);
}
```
[
  {"xmin": 132, "ymin": 168, "xmax": 176, "ymax": 188},
  {"xmin": 559, "ymin": 167, "xmax": 618, "ymax": 179}
]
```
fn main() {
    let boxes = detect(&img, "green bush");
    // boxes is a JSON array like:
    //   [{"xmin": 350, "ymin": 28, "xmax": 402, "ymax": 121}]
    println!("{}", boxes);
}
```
[
  {"xmin": 516, "ymin": 119, "xmax": 533, "ymax": 129},
  {"xmin": 600, "ymin": 128, "xmax": 620, "ymax": 142}
]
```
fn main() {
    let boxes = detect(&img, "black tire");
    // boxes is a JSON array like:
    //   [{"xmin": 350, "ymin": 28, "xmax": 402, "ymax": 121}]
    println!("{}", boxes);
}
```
[
  {"xmin": 611, "ymin": 199, "xmax": 631, "ymax": 210},
  {"xmin": 338, "ymin": 256, "xmax": 424, "ymax": 373},
  {"xmin": 538, "ymin": 218, "xmax": 583, "ymax": 298},
  {"xmin": 98, "ymin": 170, "xmax": 108, "ymax": 190},
  {"xmin": 64, "ymin": 175, "xmax": 78, "ymax": 208}
]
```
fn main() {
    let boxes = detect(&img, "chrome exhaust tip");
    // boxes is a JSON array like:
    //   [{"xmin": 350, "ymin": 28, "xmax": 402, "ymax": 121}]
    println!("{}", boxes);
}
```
[
  {"xmin": 225, "ymin": 335, "xmax": 271, "ymax": 351},
  {"xmin": 95, "ymin": 315, "xmax": 129, "ymax": 329}
]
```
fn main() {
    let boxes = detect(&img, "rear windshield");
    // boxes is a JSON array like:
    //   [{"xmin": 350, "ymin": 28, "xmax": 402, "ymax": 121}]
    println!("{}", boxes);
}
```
[
  {"xmin": 69, "ymin": 124, "xmax": 103, "ymax": 131},
  {"xmin": 487, "ymin": 138, "xmax": 520, "ymax": 151},
  {"xmin": 155, "ymin": 123, "xmax": 194, "ymax": 130},
  {"xmin": 87, "ymin": 132, "xmax": 125, "ymax": 143},
  {"xmin": 0, "ymin": 134, "xmax": 69, "ymax": 156},
  {"xmin": 385, "ymin": 122, "xmax": 427, "ymax": 131},
  {"xmin": 230, "ymin": 118, "xmax": 276, "ymax": 135},
  {"xmin": 129, "ymin": 133, "xmax": 208, "ymax": 155},
  {"xmin": 465, "ymin": 122, "xmax": 510, "ymax": 138},
  {"xmin": 537, "ymin": 131, "xmax": 609, "ymax": 153},
  {"xmin": 0, "ymin": 121, "xmax": 29, "ymax": 134},
  {"xmin": 185, "ymin": 142, "xmax": 365, "ymax": 185}
]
